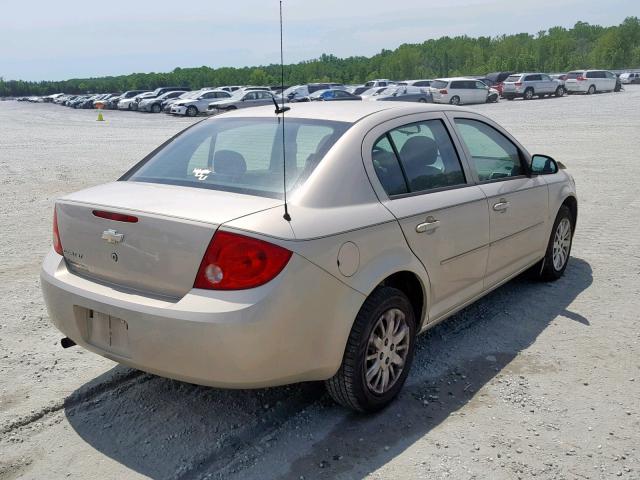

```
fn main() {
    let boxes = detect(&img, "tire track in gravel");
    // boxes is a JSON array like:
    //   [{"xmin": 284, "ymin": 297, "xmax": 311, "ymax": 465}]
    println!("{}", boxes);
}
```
[{"xmin": 0, "ymin": 368, "xmax": 146, "ymax": 436}]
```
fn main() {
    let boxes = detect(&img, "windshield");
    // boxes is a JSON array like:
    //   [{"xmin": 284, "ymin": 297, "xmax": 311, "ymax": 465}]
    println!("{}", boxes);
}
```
[
  {"xmin": 124, "ymin": 117, "xmax": 351, "ymax": 199},
  {"xmin": 309, "ymin": 89, "xmax": 330, "ymax": 98}
]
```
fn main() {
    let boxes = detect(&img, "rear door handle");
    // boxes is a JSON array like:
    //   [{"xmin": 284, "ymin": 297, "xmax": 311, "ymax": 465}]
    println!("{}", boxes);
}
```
[
  {"xmin": 493, "ymin": 199, "xmax": 510, "ymax": 212},
  {"xmin": 416, "ymin": 216, "xmax": 440, "ymax": 233}
]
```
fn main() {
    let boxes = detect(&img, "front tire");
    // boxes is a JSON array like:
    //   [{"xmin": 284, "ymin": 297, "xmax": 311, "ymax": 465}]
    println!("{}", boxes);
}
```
[
  {"xmin": 536, "ymin": 205, "xmax": 574, "ymax": 281},
  {"xmin": 555, "ymin": 86, "xmax": 565, "ymax": 97},
  {"xmin": 151, "ymin": 104, "xmax": 161, "ymax": 113},
  {"xmin": 325, "ymin": 287, "xmax": 416, "ymax": 412},
  {"xmin": 186, "ymin": 106, "xmax": 198, "ymax": 117}
]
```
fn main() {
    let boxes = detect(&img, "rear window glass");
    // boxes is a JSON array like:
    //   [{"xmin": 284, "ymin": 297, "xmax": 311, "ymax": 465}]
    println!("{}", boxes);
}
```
[
  {"xmin": 125, "ymin": 118, "xmax": 351, "ymax": 199},
  {"xmin": 566, "ymin": 72, "xmax": 582, "ymax": 79},
  {"xmin": 430, "ymin": 80, "xmax": 448, "ymax": 89},
  {"xmin": 505, "ymin": 75, "xmax": 521, "ymax": 82}
]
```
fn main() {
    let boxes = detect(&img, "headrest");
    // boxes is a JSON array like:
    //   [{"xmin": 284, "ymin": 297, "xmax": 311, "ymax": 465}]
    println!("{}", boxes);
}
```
[
  {"xmin": 213, "ymin": 150, "xmax": 247, "ymax": 176},
  {"xmin": 399, "ymin": 136, "xmax": 439, "ymax": 168}
]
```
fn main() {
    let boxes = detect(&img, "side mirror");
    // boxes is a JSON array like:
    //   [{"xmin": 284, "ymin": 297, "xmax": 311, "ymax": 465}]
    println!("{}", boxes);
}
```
[{"xmin": 531, "ymin": 154, "xmax": 559, "ymax": 175}]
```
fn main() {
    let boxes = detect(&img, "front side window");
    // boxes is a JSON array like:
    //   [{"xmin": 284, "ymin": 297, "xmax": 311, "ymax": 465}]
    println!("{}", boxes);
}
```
[
  {"xmin": 372, "ymin": 120, "xmax": 466, "ymax": 196},
  {"xmin": 454, "ymin": 118, "xmax": 523, "ymax": 181},
  {"xmin": 125, "ymin": 118, "xmax": 350, "ymax": 198}
]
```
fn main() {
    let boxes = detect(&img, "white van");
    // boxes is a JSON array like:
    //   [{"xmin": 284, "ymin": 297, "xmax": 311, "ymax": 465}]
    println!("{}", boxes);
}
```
[
  {"xmin": 620, "ymin": 72, "xmax": 640, "ymax": 84},
  {"xmin": 429, "ymin": 78, "xmax": 490, "ymax": 105},
  {"xmin": 565, "ymin": 70, "xmax": 617, "ymax": 94}
]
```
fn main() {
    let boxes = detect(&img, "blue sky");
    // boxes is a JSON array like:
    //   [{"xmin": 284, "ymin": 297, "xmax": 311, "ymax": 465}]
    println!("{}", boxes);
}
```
[{"xmin": 1, "ymin": 0, "xmax": 636, "ymax": 81}]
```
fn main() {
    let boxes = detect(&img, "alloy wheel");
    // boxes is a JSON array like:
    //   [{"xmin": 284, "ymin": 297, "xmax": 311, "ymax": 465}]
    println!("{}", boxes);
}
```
[
  {"xmin": 552, "ymin": 217, "xmax": 571, "ymax": 270},
  {"xmin": 365, "ymin": 308, "xmax": 410, "ymax": 395}
]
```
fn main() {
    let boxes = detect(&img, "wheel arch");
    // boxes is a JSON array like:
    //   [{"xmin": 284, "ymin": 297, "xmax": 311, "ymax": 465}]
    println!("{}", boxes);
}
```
[
  {"xmin": 562, "ymin": 195, "xmax": 578, "ymax": 230},
  {"xmin": 373, "ymin": 270, "xmax": 428, "ymax": 332}
]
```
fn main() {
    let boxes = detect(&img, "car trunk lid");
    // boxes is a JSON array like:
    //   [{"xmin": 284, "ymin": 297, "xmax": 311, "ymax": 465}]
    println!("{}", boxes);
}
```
[{"xmin": 56, "ymin": 181, "xmax": 281, "ymax": 298}]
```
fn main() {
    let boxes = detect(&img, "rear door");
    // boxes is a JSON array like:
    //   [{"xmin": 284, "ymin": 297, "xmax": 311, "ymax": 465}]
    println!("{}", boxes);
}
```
[
  {"xmin": 362, "ymin": 112, "xmax": 490, "ymax": 322},
  {"xmin": 448, "ymin": 113, "xmax": 549, "ymax": 287}
]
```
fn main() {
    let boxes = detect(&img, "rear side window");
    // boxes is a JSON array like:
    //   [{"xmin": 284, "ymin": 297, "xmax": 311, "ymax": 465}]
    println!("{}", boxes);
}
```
[
  {"xmin": 450, "ymin": 81, "xmax": 464, "ymax": 89},
  {"xmin": 454, "ymin": 118, "xmax": 523, "ymax": 182},
  {"xmin": 372, "ymin": 120, "xmax": 466, "ymax": 196},
  {"xmin": 587, "ymin": 71, "xmax": 605, "ymax": 79},
  {"xmin": 125, "ymin": 118, "xmax": 350, "ymax": 198}
]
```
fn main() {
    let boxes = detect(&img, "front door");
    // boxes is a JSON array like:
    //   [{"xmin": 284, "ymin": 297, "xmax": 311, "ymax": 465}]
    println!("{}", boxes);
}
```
[
  {"xmin": 363, "ymin": 113, "xmax": 490, "ymax": 322},
  {"xmin": 450, "ymin": 115, "xmax": 549, "ymax": 288}
]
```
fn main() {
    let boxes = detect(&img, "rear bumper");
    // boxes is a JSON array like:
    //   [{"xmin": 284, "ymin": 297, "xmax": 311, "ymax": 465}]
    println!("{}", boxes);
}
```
[
  {"xmin": 41, "ymin": 250, "xmax": 364, "ymax": 388},
  {"xmin": 565, "ymin": 83, "xmax": 588, "ymax": 93}
]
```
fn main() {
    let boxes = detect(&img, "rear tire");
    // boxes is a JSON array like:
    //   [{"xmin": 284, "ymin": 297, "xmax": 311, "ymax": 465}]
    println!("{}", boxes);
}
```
[
  {"xmin": 524, "ymin": 88, "xmax": 534, "ymax": 100},
  {"xmin": 449, "ymin": 96, "xmax": 460, "ymax": 106},
  {"xmin": 587, "ymin": 85, "xmax": 596, "ymax": 95},
  {"xmin": 535, "ymin": 205, "xmax": 574, "ymax": 281},
  {"xmin": 325, "ymin": 287, "xmax": 416, "ymax": 412},
  {"xmin": 151, "ymin": 104, "xmax": 161, "ymax": 113},
  {"xmin": 418, "ymin": 98, "xmax": 427, "ymax": 103}
]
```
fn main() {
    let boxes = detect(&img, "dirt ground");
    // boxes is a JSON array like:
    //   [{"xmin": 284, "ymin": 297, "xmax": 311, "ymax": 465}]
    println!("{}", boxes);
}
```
[{"xmin": 1, "ymin": 89, "xmax": 639, "ymax": 480}]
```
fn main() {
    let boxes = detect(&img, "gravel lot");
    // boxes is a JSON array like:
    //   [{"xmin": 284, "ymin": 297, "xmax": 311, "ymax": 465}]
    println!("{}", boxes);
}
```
[{"xmin": 1, "ymin": 90, "xmax": 639, "ymax": 480}]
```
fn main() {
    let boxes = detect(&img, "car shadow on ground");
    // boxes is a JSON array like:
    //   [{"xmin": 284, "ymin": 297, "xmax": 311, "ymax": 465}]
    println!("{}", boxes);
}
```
[{"xmin": 65, "ymin": 257, "xmax": 592, "ymax": 480}]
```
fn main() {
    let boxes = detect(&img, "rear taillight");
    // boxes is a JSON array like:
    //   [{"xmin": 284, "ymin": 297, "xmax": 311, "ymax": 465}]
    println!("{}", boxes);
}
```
[
  {"xmin": 53, "ymin": 207, "xmax": 63, "ymax": 255},
  {"xmin": 514, "ymin": 82, "xmax": 523, "ymax": 87},
  {"xmin": 439, "ymin": 89, "xmax": 448, "ymax": 94},
  {"xmin": 92, "ymin": 210, "xmax": 138, "ymax": 223},
  {"xmin": 577, "ymin": 76, "xmax": 586, "ymax": 81},
  {"xmin": 194, "ymin": 231, "xmax": 292, "ymax": 290}
]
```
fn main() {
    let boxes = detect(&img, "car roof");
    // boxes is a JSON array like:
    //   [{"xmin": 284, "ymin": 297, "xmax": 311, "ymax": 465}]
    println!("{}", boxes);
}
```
[
  {"xmin": 208, "ymin": 101, "xmax": 469, "ymax": 124},
  {"xmin": 435, "ymin": 77, "xmax": 476, "ymax": 81}
]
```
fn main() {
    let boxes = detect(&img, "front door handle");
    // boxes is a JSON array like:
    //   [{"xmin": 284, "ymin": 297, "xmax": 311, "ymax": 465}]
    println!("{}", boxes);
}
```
[
  {"xmin": 493, "ymin": 199, "xmax": 511, "ymax": 212},
  {"xmin": 416, "ymin": 216, "xmax": 440, "ymax": 233}
]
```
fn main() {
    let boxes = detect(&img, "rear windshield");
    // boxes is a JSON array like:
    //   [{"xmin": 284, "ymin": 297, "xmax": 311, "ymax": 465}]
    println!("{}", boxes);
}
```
[
  {"xmin": 566, "ymin": 72, "xmax": 582, "ymax": 79},
  {"xmin": 505, "ymin": 75, "xmax": 521, "ymax": 82},
  {"xmin": 430, "ymin": 80, "xmax": 448, "ymax": 89},
  {"xmin": 124, "ymin": 117, "xmax": 351, "ymax": 199}
]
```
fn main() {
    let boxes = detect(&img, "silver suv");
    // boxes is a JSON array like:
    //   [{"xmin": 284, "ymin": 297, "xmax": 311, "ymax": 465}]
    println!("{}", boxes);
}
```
[{"xmin": 502, "ymin": 73, "xmax": 565, "ymax": 100}]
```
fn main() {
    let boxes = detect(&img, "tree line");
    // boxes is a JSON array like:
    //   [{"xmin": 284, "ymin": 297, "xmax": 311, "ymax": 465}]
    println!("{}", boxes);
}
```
[{"xmin": 2, "ymin": 17, "xmax": 639, "ymax": 97}]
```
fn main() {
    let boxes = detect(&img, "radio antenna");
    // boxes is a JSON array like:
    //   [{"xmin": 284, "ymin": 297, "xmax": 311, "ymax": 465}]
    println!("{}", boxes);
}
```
[{"xmin": 276, "ymin": 1, "xmax": 291, "ymax": 221}]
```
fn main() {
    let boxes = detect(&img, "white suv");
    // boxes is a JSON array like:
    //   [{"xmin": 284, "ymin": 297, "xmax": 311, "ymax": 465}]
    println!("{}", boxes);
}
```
[
  {"xmin": 565, "ymin": 70, "xmax": 617, "ymax": 94},
  {"xmin": 430, "ymin": 78, "xmax": 490, "ymax": 105}
]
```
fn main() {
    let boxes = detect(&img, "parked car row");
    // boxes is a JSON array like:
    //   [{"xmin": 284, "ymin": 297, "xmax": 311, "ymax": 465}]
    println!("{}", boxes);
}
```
[{"xmin": 14, "ymin": 67, "xmax": 631, "ymax": 113}]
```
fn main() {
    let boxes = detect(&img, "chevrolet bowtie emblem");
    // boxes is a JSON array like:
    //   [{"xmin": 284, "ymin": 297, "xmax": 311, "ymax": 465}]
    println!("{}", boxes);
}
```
[{"xmin": 101, "ymin": 229, "xmax": 124, "ymax": 244}]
